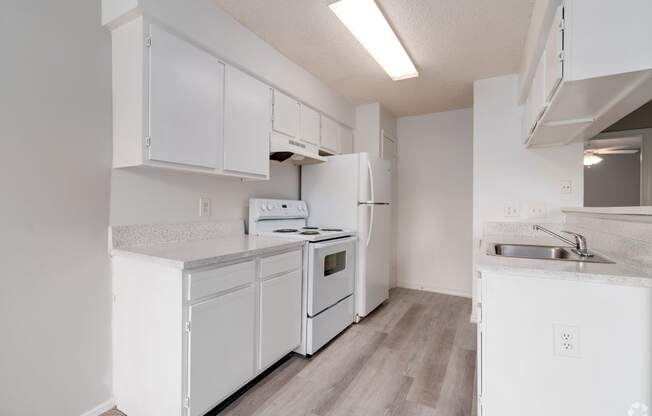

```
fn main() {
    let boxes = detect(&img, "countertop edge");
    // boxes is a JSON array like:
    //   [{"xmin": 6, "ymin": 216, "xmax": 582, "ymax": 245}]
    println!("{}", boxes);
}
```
[
  {"xmin": 110, "ymin": 239, "xmax": 304, "ymax": 270},
  {"xmin": 475, "ymin": 262, "xmax": 652, "ymax": 288}
]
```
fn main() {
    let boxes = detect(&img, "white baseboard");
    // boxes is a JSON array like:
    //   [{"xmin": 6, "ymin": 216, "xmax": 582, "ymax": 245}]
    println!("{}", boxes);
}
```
[
  {"xmin": 79, "ymin": 398, "xmax": 115, "ymax": 416},
  {"xmin": 396, "ymin": 281, "xmax": 472, "ymax": 299}
]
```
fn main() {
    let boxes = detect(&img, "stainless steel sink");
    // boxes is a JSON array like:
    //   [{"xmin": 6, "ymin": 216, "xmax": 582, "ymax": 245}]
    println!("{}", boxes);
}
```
[{"xmin": 487, "ymin": 243, "xmax": 613, "ymax": 264}]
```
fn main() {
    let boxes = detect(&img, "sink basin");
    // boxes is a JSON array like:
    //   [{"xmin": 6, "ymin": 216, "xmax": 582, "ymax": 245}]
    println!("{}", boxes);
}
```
[{"xmin": 487, "ymin": 243, "xmax": 613, "ymax": 264}]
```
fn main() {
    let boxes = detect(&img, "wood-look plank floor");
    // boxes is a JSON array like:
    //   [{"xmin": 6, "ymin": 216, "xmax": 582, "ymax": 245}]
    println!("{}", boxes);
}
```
[{"xmin": 105, "ymin": 288, "xmax": 476, "ymax": 416}]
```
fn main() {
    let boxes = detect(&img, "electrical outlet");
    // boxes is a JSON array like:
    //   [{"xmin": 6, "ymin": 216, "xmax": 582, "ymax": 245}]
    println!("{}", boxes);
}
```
[
  {"xmin": 554, "ymin": 324, "xmax": 580, "ymax": 357},
  {"xmin": 527, "ymin": 204, "xmax": 547, "ymax": 219},
  {"xmin": 561, "ymin": 180, "xmax": 572, "ymax": 194},
  {"xmin": 199, "ymin": 197, "xmax": 211, "ymax": 217},
  {"xmin": 504, "ymin": 202, "xmax": 521, "ymax": 218}
]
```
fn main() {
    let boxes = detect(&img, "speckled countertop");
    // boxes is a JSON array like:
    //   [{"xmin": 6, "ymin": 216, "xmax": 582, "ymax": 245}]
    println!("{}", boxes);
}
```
[
  {"xmin": 477, "ymin": 235, "xmax": 652, "ymax": 288},
  {"xmin": 111, "ymin": 236, "xmax": 304, "ymax": 270}
]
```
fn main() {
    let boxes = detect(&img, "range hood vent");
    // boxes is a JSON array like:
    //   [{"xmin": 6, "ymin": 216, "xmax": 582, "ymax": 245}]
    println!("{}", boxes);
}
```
[{"xmin": 269, "ymin": 132, "xmax": 327, "ymax": 165}]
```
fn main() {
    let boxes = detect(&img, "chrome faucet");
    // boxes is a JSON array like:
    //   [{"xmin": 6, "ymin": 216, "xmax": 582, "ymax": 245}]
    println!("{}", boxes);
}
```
[{"xmin": 533, "ymin": 225, "xmax": 593, "ymax": 257}]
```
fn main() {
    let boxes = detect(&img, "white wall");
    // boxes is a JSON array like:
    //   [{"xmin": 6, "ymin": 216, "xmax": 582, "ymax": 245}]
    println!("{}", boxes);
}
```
[
  {"xmin": 396, "ymin": 109, "xmax": 474, "ymax": 297},
  {"xmin": 473, "ymin": 74, "xmax": 583, "ymax": 306},
  {"xmin": 0, "ymin": 1, "xmax": 113, "ymax": 415},
  {"xmin": 354, "ymin": 102, "xmax": 398, "ymax": 156},
  {"xmin": 110, "ymin": 162, "xmax": 299, "ymax": 226},
  {"xmin": 102, "ymin": 0, "xmax": 354, "ymax": 127},
  {"xmin": 354, "ymin": 103, "xmax": 382, "ymax": 157}
]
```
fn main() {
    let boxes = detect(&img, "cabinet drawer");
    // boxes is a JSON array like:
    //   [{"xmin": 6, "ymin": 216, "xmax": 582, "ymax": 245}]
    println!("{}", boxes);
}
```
[
  {"xmin": 260, "ymin": 250, "xmax": 301, "ymax": 279},
  {"xmin": 187, "ymin": 260, "xmax": 255, "ymax": 301}
]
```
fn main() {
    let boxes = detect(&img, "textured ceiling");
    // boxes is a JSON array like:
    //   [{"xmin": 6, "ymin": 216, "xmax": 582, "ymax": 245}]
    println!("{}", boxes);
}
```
[{"xmin": 213, "ymin": 0, "xmax": 535, "ymax": 116}]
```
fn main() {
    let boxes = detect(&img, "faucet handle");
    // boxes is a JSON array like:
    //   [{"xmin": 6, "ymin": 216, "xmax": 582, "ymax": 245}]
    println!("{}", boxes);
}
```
[
  {"xmin": 561, "ymin": 230, "xmax": 585, "ymax": 242},
  {"xmin": 561, "ymin": 231, "xmax": 591, "ymax": 257}
]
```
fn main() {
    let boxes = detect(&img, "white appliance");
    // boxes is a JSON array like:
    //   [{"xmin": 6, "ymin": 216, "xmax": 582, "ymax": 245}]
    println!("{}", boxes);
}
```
[
  {"xmin": 248, "ymin": 198, "xmax": 356, "ymax": 355},
  {"xmin": 302, "ymin": 153, "xmax": 392, "ymax": 320}
]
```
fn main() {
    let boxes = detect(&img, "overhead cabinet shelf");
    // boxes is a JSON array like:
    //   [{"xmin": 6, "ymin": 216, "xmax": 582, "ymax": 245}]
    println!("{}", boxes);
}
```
[{"xmin": 523, "ymin": 0, "xmax": 652, "ymax": 148}]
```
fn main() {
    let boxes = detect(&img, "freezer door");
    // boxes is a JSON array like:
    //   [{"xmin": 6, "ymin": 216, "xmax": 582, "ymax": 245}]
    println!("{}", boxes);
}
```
[
  {"xmin": 359, "ymin": 153, "xmax": 392, "ymax": 204},
  {"xmin": 357, "ymin": 204, "xmax": 390, "ymax": 317}
]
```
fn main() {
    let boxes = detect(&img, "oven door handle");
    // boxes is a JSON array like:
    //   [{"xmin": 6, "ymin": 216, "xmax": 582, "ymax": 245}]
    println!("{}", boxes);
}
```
[{"xmin": 310, "ymin": 236, "xmax": 357, "ymax": 249}]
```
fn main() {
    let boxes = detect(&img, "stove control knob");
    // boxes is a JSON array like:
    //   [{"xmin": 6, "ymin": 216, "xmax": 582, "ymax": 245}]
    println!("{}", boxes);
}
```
[{"xmin": 266, "ymin": 203, "xmax": 273, "ymax": 211}]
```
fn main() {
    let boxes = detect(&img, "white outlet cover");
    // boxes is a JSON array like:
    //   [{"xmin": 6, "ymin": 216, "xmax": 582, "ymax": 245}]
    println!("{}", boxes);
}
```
[
  {"xmin": 199, "ymin": 197, "xmax": 211, "ymax": 217},
  {"xmin": 561, "ymin": 180, "xmax": 572, "ymax": 194},
  {"xmin": 504, "ymin": 202, "xmax": 521, "ymax": 218},
  {"xmin": 527, "ymin": 204, "xmax": 547, "ymax": 219},
  {"xmin": 553, "ymin": 323, "xmax": 580, "ymax": 358}
]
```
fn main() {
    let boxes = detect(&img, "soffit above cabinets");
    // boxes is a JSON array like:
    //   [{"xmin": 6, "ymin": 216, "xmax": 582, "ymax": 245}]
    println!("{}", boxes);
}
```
[{"xmin": 213, "ymin": 0, "xmax": 535, "ymax": 116}]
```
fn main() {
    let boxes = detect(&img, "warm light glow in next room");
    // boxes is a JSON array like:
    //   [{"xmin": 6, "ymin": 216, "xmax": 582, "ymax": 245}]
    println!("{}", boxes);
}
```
[
  {"xmin": 583, "ymin": 153, "xmax": 603, "ymax": 166},
  {"xmin": 329, "ymin": 0, "xmax": 419, "ymax": 81}
]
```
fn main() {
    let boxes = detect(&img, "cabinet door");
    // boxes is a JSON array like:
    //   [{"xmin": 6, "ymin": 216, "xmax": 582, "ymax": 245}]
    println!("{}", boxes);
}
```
[
  {"xmin": 544, "ymin": 5, "xmax": 564, "ymax": 103},
  {"xmin": 272, "ymin": 90, "xmax": 300, "ymax": 138},
  {"xmin": 321, "ymin": 116, "xmax": 341, "ymax": 153},
  {"xmin": 259, "ymin": 271, "xmax": 302, "ymax": 370},
  {"xmin": 187, "ymin": 285, "xmax": 256, "ymax": 416},
  {"xmin": 223, "ymin": 65, "xmax": 271, "ymax": 177},
  {"xmin": 148, "ymin": 25, "xmax": 223, "ymax": 169},
  {"xmin": 522, "ymin": 95, "xmax": 532, "ymax": 143},
  {"xmin": 340, "ymin": 127, "xmax": 354, "ymax": 154},
  {"xmin": 300, "ymin": 105, "xmax": 321, "ymax": 146},
  {"xmin": 528, "ymin": 55, "xmax": 546, "ymax": 132}
]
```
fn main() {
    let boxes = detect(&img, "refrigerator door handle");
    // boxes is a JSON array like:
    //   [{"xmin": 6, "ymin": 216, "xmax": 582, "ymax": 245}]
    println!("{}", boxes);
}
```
[
  {"xmin": 366, "ymin": 204, "xmax": 374, "ymax": 247},
  {"xmin": 367, "ymin": 159, "xmax": 375, "ymax": 203}
]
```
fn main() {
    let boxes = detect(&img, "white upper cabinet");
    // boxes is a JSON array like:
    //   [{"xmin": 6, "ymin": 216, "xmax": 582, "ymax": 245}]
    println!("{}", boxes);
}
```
[
  {"xmin": 528, "ymin": 55, "xmax": 546, "ymax": 135},
  {"xmin": 544, "ymin": 5, "xmax": 564, "ymax": 103},
  {"xmin": 523, "ymin": 0, "xmax": 652, "ymax": 147},
  {"xmin": 300, "ymin": 105, "xmax": 321, "ymax": 146},
  {"xmin": 108, "ymin": 17, "xmax": 351, "ymax": 176},
  {"xmin": 110, "ymin": 19, "xmax": 271, "ymax": 179},
  {"xmin": 321, "ymin": 117, "xmax": 341, "ymax": 154},
  {"xmin": 272, "ymin": 90, "xmax": 300, "ymax": 138},
  {"xmin": 223, "ymin": 65, "xmax": 271, "ymax": 178},
  {"xmin": 148, "ymin": 25, "xmax": 224, "ymax": 169}
]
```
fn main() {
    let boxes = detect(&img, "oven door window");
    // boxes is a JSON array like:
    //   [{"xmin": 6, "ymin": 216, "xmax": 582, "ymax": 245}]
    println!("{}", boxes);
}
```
[{"xmin": 324, "ymin": 251, "xmax": 346, "ymax": 277}]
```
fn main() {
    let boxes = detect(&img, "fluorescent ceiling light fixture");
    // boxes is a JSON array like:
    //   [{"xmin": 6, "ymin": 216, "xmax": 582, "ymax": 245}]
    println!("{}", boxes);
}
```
[
  {"xmin": 329, "ymin": 0, "xmax": 418, "ymax": 81},
  {"xmin": 583, "ymin": 153, "xmax": 603, "ymax": 166}
]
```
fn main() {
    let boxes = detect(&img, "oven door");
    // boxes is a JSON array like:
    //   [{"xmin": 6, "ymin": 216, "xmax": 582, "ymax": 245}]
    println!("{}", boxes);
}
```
[{"xmin": 307, "ymin": 237, "xmax": 356, "ymax": 317}]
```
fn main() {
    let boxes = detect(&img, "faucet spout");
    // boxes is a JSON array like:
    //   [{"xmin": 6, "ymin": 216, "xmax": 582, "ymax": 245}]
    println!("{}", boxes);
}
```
[{"xmin": 533, "ymin": 225, "xmax": 593, "ymax": 257}]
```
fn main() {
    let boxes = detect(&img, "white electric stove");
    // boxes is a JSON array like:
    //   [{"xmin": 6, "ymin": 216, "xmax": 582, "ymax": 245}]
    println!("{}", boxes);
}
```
[{"xmin": 249, "ymin": 198, "xmax": 357, "ymax": 355}]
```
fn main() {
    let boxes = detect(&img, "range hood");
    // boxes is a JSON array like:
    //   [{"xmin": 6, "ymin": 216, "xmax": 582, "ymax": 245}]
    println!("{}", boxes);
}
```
[{"xmin": 270, "ymin": 132, "xmax": 327, "ymax": 164}]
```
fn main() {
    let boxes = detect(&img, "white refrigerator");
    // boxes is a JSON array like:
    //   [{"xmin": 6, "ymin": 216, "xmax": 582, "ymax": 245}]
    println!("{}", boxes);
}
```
[{"xmin": 301, "ymin": 153, "xmax": 392, "ymax": 319}]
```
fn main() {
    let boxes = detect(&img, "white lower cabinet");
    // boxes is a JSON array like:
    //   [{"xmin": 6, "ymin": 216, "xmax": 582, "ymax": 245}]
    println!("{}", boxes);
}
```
[
  {"xmin": 188, "ymin": 285, "xmax": 256, "ymax": 416},
  {"xmin": 112, "ymin": 248, "xmax": 303, "ymax": 416},
  {"xmin": 259, "ymin": 270, "xmax": 302, "ymax": 370},
  {"xmin": 478, "ymin": 271, "xmax": 652, "ymax": 416}
]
